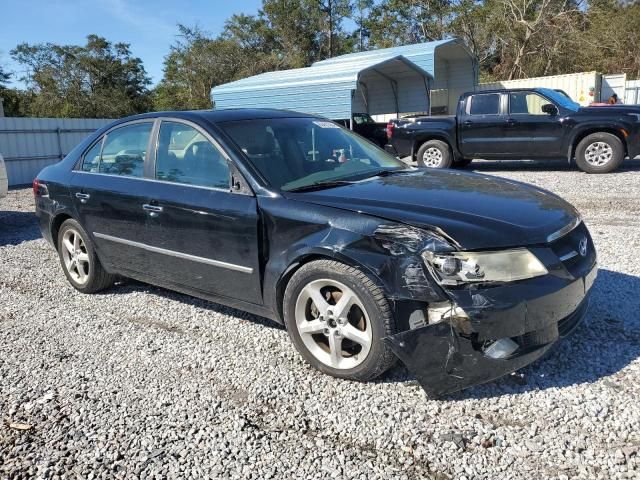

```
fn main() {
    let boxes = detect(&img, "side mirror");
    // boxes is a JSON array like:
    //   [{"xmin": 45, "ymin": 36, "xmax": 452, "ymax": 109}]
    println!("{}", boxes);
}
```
[{"xmin": 541, "ymin": 103, "xmax": 558, "ymax": 115}]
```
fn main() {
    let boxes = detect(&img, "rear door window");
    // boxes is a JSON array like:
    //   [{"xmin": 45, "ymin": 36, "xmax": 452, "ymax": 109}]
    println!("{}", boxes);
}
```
[
  {"xmin": 81, "ymin": 139, "xmax": 103, "ymax": 172},
  {"xmin": 155, "ymin": 121, "xmax": 229, "ymax": 189},
  {"xmin": 98, "ymin": 123, "xmax": 152, "ymax": 177},
  {"xmin": 469, "ymin": 94, "xmax": 501, "ymax": 115}
]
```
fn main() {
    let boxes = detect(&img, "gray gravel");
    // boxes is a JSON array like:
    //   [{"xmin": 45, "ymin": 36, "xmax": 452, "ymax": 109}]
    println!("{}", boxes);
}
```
[{"xmin": 1, "ymin": 159, "xmax": 640, "ymax": 479}]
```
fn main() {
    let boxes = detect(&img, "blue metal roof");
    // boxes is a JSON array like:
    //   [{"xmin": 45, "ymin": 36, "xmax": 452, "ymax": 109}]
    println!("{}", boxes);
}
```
[
  {"xmin": 211, "ymin": 54, "xmax": 433, "ymax": 119},
  {"xmin": 211, "ymin": 38, "xmax": 475, "ymax": 119},
  {"xmin": 312, "ymin": 38, "xmax": 473, "ymax": 78}
]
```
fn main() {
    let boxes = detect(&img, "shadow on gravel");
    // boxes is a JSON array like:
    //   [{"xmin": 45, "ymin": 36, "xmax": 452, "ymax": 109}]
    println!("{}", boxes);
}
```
[
  {"xmin": 102, "ymin": 279, "xmax": 285, "ymax": 331},
  {"xmin": 377, "ymin": 268, "xmax": 640, "ymax": 399},
  {"xmin": 467, "ymin": 157, "xmax": 640, "ymax": 173},
  {"xmin": 0, "ymin": 211, "xmax": 41, "ymax": 246}
]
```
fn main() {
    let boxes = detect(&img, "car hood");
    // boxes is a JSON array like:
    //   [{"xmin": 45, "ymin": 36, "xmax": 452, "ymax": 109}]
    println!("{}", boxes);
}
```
[{"xmin": 286, "ymin": 170, "xmax": 579, "ymax": 250}]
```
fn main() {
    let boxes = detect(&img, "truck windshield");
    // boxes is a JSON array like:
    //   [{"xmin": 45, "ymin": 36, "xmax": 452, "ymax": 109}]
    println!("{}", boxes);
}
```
[
  {"xmin": 220, "ymin": 117, "xmax": 409, "ymax": 191},
  {"xmin": 353, "ymin": 113, "xmax": 375, "ymax": 125},
  {"xmin": 537, "ymin": 88, "xmax": 581, "ymax": 112}
]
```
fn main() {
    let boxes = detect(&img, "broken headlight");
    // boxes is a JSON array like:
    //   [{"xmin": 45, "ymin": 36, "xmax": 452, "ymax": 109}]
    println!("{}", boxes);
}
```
[{"xmin": 422, "ymin": 248, "xmax": 548, "ymax": 286}]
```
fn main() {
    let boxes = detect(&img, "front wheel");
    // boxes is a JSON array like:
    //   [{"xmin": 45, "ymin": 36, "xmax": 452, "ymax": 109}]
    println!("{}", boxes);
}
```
[
  {"xmin": 57, "ymin": 219, "xmax": 115, "ymax": 293},
  {"xmin": 416, "ymin": 140, "xmax": 453, "ymax": 168},
  {"xmin": 283, "ymin": 260, "xmax": 397, "ymax": 381},
  {"xmin": 575, "ymin": 133, "xmax": 624, "ymax": 173}
]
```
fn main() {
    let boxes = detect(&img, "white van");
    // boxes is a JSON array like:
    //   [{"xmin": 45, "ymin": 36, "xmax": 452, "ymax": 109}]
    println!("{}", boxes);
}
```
[{"xmin": 0, "ymin": 153, "xmax": 7, "ymax": 198}]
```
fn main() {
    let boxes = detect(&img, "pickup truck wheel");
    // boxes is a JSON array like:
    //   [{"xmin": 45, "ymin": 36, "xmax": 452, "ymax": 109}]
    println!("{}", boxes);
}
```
[
  {"xmin": 575, "ymin": 133, "xmax": 624, "ymax": 173},
  {"xmin": 416, "ymin": 140, "xmax": 452, "ymax": 168},
  {"xmin": 283, "ymin": 260, "xmax": 397, "ymax": 382}
]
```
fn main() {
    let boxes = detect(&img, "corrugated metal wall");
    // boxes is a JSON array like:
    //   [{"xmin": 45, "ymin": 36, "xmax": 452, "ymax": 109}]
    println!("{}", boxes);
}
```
[
  {"xmin": 0, "ymin": 117, "xmax": 112, "ymax": 186},
  {"xmin": 477, "ymin": 72, "xmax": 602, "ymax": 106},
  {"xmin": 214, "ymin": 80, "xmax": 356, "ymax": 120},
  {"xmin": 601, "ymin": 74, "xmax": 626, "ymax": 103}
]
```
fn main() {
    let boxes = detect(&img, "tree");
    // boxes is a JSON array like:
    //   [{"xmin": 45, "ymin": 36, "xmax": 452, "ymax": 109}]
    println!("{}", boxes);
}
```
[
  {"xmin": 353, "ymin": 0, "xmax": 375, "ymax": 52},
  {"xmin": 0, "ymin": 64, "xmax": 10, "ymax": 88},
  {"xmin": 317, "ymin": 0, "xmax": 354, "ymax": 57},
  {"xmin": 494, "ymin": 0, "xmax": 583, "ymax": 80},
  {"xmin": 449, "ymin": 0, "xmax": 502, "ymax": 77},
  {"xmin": 367, "ymin": 0, "xmax": 455, "ymax": 47},
  {"xmin": 154, "ymin": 25, "xmax": 249, "ymax": 111},
  {"xmin": 11, "ymin": 35, "xmax": 152, "ymax": 118},
  {"xmin": 576, "ymin": 0, "xmax": 640, "ymax": 79},
  {"xmin": 258, "ymin": 0, "xmax": 324, "ymax": 66}
]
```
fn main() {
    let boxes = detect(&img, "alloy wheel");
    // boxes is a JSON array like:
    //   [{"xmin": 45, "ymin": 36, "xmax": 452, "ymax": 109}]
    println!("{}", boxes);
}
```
[
  {"xmin": 61, "ymin": 228, "xmax": 90, "ymax": 285},
  {"xmin": 584, "ymin": 141, "xmax": 613, "ymax": 167},
  {"xmin": 422, "ymin": 147, "xmax": 443, "ymax": 167},
  {"xmin": 294, "ymin": 279, "xmax": 373, "ymax": 370}
]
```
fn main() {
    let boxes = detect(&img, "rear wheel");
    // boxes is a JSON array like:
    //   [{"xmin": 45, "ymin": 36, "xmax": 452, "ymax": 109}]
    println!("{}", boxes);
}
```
[
  {"xmin": 57, "ymin": 219, "xmax": 115, "ymax": 293},
  {"xmin": 416, "ymin": 140, "xmax": 453, "ymax": 168},
  {"xmin": 575, "ymin": 132, "xmax": 624, "ymax": 173},
  {"xmin": 283, "ymin": 260, "xmax": 396, "ymax": 381}
]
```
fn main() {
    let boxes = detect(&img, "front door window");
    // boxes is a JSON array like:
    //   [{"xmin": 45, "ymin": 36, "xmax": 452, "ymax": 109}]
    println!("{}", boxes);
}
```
[{"xmin": 155, "ymin": 121, "xmax": 229, "ymax": 189}]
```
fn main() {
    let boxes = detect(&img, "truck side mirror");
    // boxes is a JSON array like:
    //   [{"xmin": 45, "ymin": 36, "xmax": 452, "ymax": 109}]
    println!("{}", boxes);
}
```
[{"xmin": 542, "ymin": 103, "xmax": 558, "ymax": 115}]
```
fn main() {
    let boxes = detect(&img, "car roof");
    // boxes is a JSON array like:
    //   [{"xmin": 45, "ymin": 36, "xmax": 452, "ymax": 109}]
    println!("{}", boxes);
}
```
[{"xmin": 115, "ymin": 108, "xmax": 316, "ymax": 125}]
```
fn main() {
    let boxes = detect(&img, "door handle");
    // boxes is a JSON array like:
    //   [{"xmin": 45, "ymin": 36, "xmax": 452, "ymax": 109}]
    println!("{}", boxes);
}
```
[
  {"xmin": 142, "ymin": 204, "xmax": 163, "ymax": 217},
  {"xmin": 463, "ymin": 120, "xmax": 473, "ymax": 127},
  {"xmin": 75, "ymin": 192, "xmax": 90, "ymax": 204},
  {"xmin": 505, "ymin": 118, "xmax": 517, "ymax": 126}
]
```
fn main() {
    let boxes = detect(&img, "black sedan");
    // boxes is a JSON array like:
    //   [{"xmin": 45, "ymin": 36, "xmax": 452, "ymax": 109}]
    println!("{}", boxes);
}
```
[{"xmin": 34, "ymin": 109, "xmax": 597, "ymax": 397}]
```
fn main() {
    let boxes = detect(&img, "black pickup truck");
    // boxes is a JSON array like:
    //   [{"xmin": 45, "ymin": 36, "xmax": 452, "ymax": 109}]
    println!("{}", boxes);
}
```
[
  {"xmin": 336, "ymin": 113, "xmax": 388, "ymax": 147},
  {"xmin": 385, "ymin": 87, "xmax": 640, "ymax": 173}
]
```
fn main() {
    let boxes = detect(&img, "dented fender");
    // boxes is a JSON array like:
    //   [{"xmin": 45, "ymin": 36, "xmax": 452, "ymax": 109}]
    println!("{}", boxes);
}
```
[{"xmin": 259, "ymin": 196, "xmax": 454, "ymax": 321}]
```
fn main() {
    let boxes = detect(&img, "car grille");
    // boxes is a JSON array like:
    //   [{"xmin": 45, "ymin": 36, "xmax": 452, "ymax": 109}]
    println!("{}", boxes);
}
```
[{"xmin": 548, "ymin": 221, "xmax": 596, "ymax": 278}]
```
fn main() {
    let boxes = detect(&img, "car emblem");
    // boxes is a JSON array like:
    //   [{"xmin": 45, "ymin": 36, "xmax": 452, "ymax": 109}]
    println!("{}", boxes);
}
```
[{"xmin": 578, "ymin": 237, "xmax": 588, "ymax": 257}]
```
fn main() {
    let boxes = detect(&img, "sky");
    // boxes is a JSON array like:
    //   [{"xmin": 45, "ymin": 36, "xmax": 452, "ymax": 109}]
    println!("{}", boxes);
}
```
[{"xmin": 0, "ymin": 0, "xmax": 264, "ymax": 87}]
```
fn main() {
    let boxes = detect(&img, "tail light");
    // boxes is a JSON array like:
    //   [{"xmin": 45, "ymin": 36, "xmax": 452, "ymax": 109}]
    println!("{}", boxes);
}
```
[
  {"xmin": 33, "ymin": 178, "xmax": 41, "ymax": 196},
  {"xmin": 386, "ymin": 121, "xmax": 394, "ymax": 140}
]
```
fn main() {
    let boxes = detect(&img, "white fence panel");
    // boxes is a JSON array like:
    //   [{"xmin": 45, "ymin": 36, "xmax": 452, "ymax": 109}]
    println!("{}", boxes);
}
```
[{"xmin": 0, "ymin": 117, "xmax": 113, "ymax": 186}]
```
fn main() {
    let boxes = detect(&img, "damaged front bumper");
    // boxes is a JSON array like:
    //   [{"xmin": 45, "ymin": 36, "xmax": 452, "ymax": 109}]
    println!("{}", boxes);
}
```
[{"xmin": 383, "ymin": 260, "xmax": 597, "ymax": 398}]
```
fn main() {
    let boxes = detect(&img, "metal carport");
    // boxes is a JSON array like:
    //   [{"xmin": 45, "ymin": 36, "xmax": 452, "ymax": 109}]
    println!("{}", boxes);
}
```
[
  {"xmin": 211, "ymin": 55, "xmax": 433, "ymax": 126},
  {"xmin": 314, "ymin": 38, "xmax": 478, "ymax": 116}
]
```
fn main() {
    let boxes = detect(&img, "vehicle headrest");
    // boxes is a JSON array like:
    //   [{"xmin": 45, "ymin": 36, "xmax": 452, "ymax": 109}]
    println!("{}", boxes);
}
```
[{"xmin": 241, "ymin": 126, "xmax": 276, "ymax": 156}]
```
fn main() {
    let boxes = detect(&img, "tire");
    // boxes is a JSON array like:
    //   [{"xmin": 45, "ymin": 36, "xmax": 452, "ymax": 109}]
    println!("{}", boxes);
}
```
[
  {"xmin": 575, "ymin": 132, "xmax": 624, "ymax": 174},
  {"xmin": 56, "ymin": 219, "xmax": 115, "ymax": 293},
  {"xmin": 416, "ymin": 140, "xmax": 453, "ymax": 168},
  {"xmin": 283, "ymin": 260, "xmax": 397, "ymax": 382},
  {"xmin": 453, "ymin": 158, "xmax": 473, "ymax": 169}
]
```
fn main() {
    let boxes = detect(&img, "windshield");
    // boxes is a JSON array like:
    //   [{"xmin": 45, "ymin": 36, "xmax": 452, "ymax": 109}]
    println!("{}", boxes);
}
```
[
  {"xmin": 220, "ymin": 117, "xmax": 408, "ymax": 191},
  {"xmin": 353, "ymin": 113, "xmax": 375, "ymax": 125},
  {"xmin": 537, "ymin": 88, "xmax": 580, "ymax": 112}
]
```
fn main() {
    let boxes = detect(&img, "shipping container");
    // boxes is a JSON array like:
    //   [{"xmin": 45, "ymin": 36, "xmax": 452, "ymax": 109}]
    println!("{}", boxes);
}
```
[
  {"xmin": 477, "ymin": 72, "xmax": 602, "ymax": 106},
  {"xmin": 625, "ymin": 79, "xmax": 640, "ymax": 104}
]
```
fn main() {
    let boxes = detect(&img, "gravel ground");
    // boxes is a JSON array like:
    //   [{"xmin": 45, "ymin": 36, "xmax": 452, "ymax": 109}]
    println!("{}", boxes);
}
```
[{"xmin": 1, "ymin": 159, "xmax": 639, "ymax": 480}]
